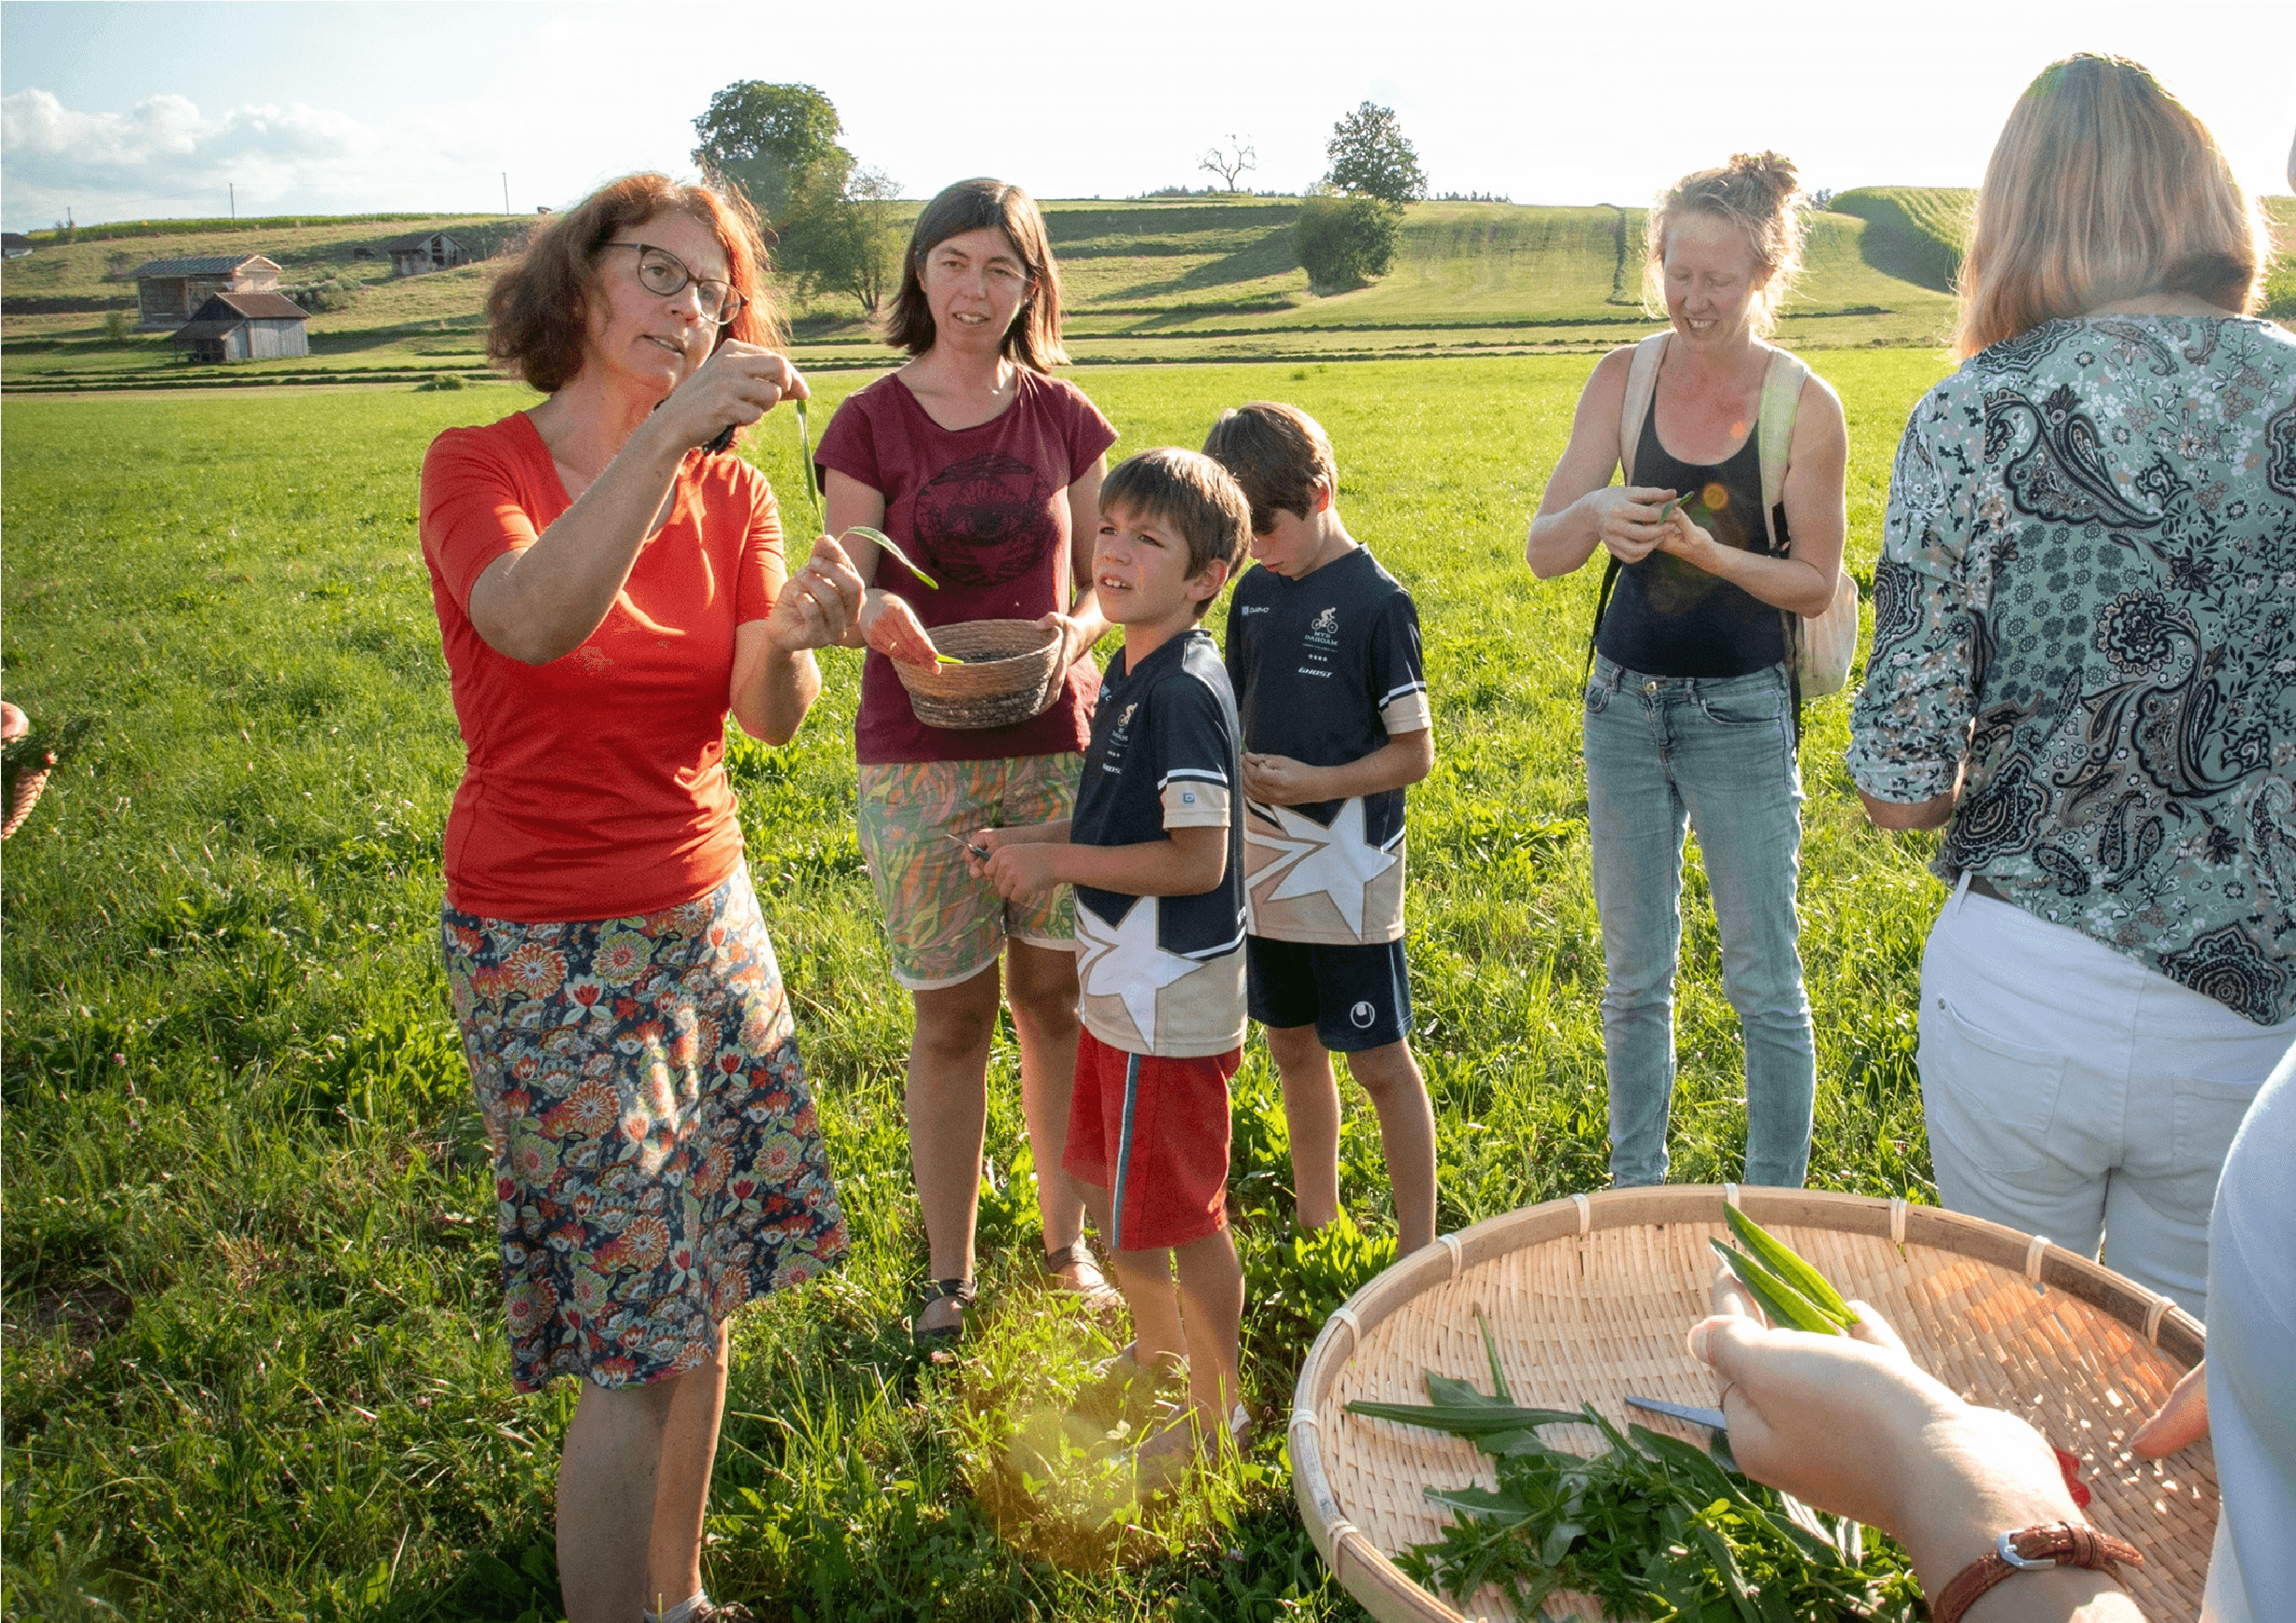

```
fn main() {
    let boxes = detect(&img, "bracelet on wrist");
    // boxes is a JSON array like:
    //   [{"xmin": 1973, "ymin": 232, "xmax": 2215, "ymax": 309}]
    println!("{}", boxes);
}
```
[{"xmin": 1931, "ymin": 1522, "xmax": 2142, "ymax": 1623}]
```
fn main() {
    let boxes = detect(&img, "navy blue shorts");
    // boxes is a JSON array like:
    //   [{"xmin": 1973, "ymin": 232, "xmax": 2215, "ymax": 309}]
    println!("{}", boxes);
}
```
[{"xmin": 1246, "ymin": 935, "xmax": 1412, "ymax": 1053}]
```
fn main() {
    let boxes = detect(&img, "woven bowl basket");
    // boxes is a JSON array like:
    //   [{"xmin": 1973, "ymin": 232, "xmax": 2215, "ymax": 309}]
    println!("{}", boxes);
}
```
[
  {"xmin": 1290, "ymin": 1185, "xmax": 2213, "ymax": 1623},
  {"xmin": 894, "ymin": 618, "xmax": 1065, "ymax": 730}
]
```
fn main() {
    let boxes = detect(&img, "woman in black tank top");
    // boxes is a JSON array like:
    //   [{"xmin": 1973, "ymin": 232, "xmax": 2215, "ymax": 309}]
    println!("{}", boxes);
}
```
[{"xmin": 1526, "ymin": 152, "xmax": 1848, "ymax": 1194}]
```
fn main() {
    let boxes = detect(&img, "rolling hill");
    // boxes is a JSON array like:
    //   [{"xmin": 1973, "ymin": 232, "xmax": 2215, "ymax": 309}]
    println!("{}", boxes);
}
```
[{"xmin": 7, "ymin": 188, "xmax": 2289, "ymax": 392}]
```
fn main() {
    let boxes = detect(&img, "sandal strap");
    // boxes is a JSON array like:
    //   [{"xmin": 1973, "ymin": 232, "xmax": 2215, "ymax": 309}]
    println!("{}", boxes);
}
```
[
  {"xmin": 919, "ymin": 1276, "xmax": 977, "ymax": 1307},
  {"xmin": 1041, "ymin": 1240, "xmax": 1096, "ymax": 1272}
]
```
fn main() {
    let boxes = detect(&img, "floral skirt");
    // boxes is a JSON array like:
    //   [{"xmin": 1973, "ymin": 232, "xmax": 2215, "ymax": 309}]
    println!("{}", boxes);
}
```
[{"xmin": 442, "ymin": 867, "xmax": 847, "ymax": 1391}]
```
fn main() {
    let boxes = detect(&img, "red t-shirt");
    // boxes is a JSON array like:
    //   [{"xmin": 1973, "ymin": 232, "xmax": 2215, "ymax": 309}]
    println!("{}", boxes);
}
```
[
  {"xmin": 814, "ymin": 368, "xmax": 1118, "ymax": 765},
  {"xmin": 419, "ymin": 411, "xmax": 784, "ymax": 923}
]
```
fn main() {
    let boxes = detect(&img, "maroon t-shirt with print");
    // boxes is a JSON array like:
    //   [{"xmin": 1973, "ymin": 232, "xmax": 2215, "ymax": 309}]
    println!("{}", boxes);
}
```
[{"xmin": 815, "ymin": 368, "xmax": 1118, "ymax": 765}]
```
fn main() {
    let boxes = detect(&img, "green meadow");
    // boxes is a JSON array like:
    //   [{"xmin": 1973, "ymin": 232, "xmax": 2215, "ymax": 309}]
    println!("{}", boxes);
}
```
[{"xmin": 7, "ymin": 348, "xmax": 1958, "ymax": 1621}]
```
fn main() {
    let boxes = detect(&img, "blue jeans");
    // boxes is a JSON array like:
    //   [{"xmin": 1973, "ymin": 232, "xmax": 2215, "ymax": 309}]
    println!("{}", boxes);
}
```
[{"xmin": 1583, "ymin": 656, "xmax": 1815, "ymax": 1187}]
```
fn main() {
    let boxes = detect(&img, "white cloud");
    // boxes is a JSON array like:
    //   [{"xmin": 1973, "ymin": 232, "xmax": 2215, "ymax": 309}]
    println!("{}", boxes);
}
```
[{"xmin": 0, "ymin": 88, "xmax": 460, "ymax": 223}]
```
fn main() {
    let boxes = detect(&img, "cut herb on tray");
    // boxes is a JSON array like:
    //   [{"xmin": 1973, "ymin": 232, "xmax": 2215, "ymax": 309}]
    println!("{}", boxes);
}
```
[{"xmin": 1346, "ymin": 1302, "xmax": 1920, "ymax": 1621}]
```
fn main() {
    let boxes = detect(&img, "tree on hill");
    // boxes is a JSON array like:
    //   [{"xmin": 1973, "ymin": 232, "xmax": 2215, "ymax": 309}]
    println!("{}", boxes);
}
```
[
  {"xmin": 1324, "ymin": 102, "xmax": 1426, "ymax": 206},
  {"xmin": 1295, "ymin": 189, "xmax": 1399, "ymax": 293},
  {"xmin": 692, "ymin": 81, "xmax": 904, "ymax": 318},
  {"xmin": 1198, "ymin": 136, "xmax": 1257, "ymax": 193},
  {"xmin": 691, "ymin": 81, "xmax": 852, "ymax": 224},
  {"xmin": 776, "ymin": 165, "xmax": 906, "ymax": 317}
]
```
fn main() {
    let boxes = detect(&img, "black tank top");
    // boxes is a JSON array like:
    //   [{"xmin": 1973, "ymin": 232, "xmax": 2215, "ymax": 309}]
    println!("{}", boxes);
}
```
[{"xmin": 1594, "ymin": 405, "xmax": 1787, "ymax": 678}]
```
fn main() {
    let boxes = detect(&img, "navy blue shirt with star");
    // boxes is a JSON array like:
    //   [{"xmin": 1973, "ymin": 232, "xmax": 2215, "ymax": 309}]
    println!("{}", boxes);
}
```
[
  {"xmin": 1224, "ymin": 546, "xmax": 1430, "ymax": 944},
  {"xmin": 1069, "ymin": 628, "xmax": 1247, "ymax": 1057}
]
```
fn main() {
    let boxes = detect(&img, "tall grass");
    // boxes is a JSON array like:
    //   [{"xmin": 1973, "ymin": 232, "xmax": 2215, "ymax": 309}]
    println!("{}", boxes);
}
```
[{"xmin": 1, "ymin": 350, "xmax": 1953, "ymax": 1621}]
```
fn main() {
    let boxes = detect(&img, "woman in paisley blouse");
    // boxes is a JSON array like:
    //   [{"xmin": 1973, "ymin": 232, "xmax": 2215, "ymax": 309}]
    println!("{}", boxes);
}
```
[{"xmin": 1847, "ymin": 55, "xmax": 2295, "ymax": 1320}]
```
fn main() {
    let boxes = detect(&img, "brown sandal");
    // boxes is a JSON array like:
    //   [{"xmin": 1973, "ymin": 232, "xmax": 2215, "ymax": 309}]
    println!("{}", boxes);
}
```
[
  {"xmin": 1041, "ymin": 1239, "xmax": 1123, "ymax": 1314},
  {"xmin": 911, "ymin": 1277, "xmax": 976, "ymax": 1356}
]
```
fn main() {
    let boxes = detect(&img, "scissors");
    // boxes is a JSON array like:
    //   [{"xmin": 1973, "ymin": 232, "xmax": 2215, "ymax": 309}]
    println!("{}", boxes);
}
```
[{"xmin": 1625, "ymin": 1395, "xmax": 1729, "ymax": 1432}]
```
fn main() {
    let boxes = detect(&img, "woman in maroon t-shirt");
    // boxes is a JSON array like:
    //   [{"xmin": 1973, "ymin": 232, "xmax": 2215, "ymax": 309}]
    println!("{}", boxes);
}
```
[{"xmin": 817, "ymin": 179, "xmax": 1118, "ymax": 1344}]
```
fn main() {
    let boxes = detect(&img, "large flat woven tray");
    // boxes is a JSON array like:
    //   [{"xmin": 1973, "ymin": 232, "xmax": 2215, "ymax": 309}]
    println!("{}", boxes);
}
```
[{"xmin": 1290, "ymin": 1186, "xmax": 2214, "ymax": 1623}]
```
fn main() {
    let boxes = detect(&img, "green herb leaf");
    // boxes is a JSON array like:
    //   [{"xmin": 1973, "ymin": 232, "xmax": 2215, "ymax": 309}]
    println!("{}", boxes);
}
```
[
  {"xmin": 1475, "ymin": 1307, "xmax": 1513, "ymax": 1403},
  {"xmin": 1724, "ymin": 1205, "xmax": 1859, "ymax": 1329},
  {"xmin": 843, "ymin": 524, "xmax": 940, "ymax": 591},
  {"xmin": 1710, "ymin": 1239, "xmax": 1847, "ymax": 1336},
  {"xmin": 1345, "ymin": 1400, "xmax": 1584, "ymax": 1438}
]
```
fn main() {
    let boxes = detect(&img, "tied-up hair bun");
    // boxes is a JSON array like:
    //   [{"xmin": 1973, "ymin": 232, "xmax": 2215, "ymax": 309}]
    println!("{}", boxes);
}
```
[
  {"xmin": 1726, "ymin": 151, "xmax": 1801, "ymax": 209},
  {"xmin": 1644, "ymin": 151, "xmax": 1812, "ymax": 336}
]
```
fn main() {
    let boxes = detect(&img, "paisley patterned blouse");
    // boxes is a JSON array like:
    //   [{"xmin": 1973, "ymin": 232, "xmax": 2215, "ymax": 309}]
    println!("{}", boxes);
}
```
[{"xmin": 1847, "ymin": 315, "xmax": 2296, "ymax": 1026}]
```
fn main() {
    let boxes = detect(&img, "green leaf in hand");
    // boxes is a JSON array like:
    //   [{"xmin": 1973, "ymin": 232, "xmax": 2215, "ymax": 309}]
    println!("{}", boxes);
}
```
[
  {"xmin": 1724, "ymin": 1206, "xmax": 1859, "ymax": 1330},
  {"xmin": 1709, "ymin": 1238, "xmax": 1846, "ymax": 1336},
  {"xmin": 843, "ymin": 524, "xmax": 940, "ymax": 591}
]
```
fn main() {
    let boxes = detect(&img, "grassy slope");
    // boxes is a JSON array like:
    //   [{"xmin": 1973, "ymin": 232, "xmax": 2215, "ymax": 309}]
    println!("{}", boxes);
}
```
[
  {"xmin": 2, "ymin": 350, "xmax": 1953, "ymax": 1621},
  {"xmin": 7, "ymin": 195, "xmax": 1978, "ymax": 385},
  {"xmin": 1830, "ymin": 188, "xmax": 1976, "ymax": 294}
]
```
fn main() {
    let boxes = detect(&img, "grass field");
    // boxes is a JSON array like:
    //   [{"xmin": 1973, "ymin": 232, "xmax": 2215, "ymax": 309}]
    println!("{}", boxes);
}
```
[{"xmin": 10, "ymin": 346, "xmax": 1967, "ymax": 1620}]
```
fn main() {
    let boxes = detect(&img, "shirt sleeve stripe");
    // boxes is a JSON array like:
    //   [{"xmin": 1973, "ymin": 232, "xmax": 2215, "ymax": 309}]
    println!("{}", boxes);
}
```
[{"xmin": 1157, "ymin": 768, "xmax": 1230, "ymax": 789}]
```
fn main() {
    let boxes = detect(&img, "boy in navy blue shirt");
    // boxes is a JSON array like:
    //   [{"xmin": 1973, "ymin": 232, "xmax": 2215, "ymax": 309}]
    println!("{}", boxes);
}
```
[
  {"xmin": 1204, "ymin": 403, "xmax": 1438, "ymax": 1256},
  {"xmin": 969, "ymin": 449, "xmax": 1254, "ymax": 1481}
]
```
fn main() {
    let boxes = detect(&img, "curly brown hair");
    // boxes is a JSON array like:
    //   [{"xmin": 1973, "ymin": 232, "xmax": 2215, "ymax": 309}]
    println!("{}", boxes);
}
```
[
  {"xmin": 486, "ymin": 172, "xmax": 786, "ymax": 396},
  {"xmin": 883, "ymin": 178, "xmax": 1068, "ymax": 369}
]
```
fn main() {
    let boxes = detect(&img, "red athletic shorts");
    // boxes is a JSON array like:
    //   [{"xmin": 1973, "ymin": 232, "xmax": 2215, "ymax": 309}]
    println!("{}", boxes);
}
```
[{"xmin": 1062, "ymin": 1027, "xmax": 1239, "ymax": 1253}]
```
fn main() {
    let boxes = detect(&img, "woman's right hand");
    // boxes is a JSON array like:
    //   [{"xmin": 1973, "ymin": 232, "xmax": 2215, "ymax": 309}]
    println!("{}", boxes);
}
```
[
  {"xmin": 856, "ymin": 589, "xmax": 943, "ymax": 669},
  {"xmin": 1590, "ymin": 485, "xmax": 1680, "ymax": 566},
  {"xmin": 654, "ymin": 341, "xmax": 809, "ymax": 453},
  {"xmin": 1688, "ymin": 1274, "xmax": 2097, "ymax": 1601}
]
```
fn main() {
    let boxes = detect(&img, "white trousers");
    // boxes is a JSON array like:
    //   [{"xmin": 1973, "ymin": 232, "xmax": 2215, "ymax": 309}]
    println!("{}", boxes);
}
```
[{"xmin": 1916, "ymin": 876, "xmax": 2296, "ymax": 1321}]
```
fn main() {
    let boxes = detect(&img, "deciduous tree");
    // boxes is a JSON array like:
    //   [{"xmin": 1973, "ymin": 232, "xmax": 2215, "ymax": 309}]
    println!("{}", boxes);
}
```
[
  {"xmin": 1198, "ymin": 136, "xmax": 1256, "ymax": 193},
  {"xmin": 1296, "ymin": 189, "xmax": 1399, "ymax": 292},
  {"xmin": 691, "ymin": 81, "xmax": 852, "ymax": 225},
  {"xmin": 1324, "ymin": 102, "xmax": 1426, "ymax": 206}
]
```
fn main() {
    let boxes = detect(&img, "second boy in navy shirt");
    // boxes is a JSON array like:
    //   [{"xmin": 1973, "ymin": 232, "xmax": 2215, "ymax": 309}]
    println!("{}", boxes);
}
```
[{"xmin": 1205, "ymin": 403, "xmax": 1439, "ymax": 1257}]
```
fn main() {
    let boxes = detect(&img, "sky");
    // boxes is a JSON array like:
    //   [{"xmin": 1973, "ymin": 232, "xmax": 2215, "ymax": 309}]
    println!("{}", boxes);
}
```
[{"xmin": 3, "ymin": 0, "xmax": 2290, "ymax": 234}]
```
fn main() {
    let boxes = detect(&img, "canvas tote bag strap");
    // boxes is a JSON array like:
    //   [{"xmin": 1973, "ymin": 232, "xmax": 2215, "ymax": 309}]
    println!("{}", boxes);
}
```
[
  {"xmin": 1756, "ymin": 345, "xmax": 1809, "ymax": 546},
  {"xmin": 1755, "ymin": 346, "xmax": 1812, "ymax": 741},
  {"xmin": 1588, "ymin": 332, "xmax": 1673, "ymax": 681},
  {"xmin": 1616, "ymin": 331, "xmax": 1671, "ymax": 485}
]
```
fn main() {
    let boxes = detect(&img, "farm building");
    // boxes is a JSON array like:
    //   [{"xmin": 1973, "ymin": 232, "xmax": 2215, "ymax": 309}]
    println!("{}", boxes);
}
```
[
  {"xmin": 171, "ymin": 291, "xmax": 311, "ymax": 363},
  {"xmin": 2, "ymin": 233, "xmax": 32, "ymax": 260},
  {"xmin": 382, "ymin": 232, "xmax": 469, "ymax": 277},
  {"xmin": 132, "ymin": 253, "xmax": 281, "ymax": 330}
]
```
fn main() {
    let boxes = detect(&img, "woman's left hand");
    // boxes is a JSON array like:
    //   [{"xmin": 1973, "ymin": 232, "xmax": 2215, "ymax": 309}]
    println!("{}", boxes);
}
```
[
  {"xmin": 1034, "ymin": 610, "xmax": 1092, "ymax": 671},
  {"xmin": 1656, "ymin": 510, "xmax": 1729, "ymax": 575},
  {"xmin": 764, "ymin": 536, "xmax": 868, "ymax": 653}
]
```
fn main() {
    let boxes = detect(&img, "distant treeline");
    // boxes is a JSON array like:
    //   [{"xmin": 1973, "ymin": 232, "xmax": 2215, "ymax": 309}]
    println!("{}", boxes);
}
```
[{"xmin": 22, "ymin": 212, "xmax": 509, "ymax": 246}]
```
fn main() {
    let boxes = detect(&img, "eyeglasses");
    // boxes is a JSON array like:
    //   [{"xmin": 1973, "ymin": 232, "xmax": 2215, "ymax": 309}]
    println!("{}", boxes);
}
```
[{"xmin": 600, "ymin": 241, "xmax": 745, "ymax": 325}]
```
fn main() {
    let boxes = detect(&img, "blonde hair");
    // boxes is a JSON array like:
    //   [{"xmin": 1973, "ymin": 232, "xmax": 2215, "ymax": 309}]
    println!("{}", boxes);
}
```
[
  {"xmin": 1643, "ymin": 151, "xmax": 1806, "ymax": 338},
  {"xmin": 1956, "ymin": 54, "xmax": 2265, "ymax": 356}
]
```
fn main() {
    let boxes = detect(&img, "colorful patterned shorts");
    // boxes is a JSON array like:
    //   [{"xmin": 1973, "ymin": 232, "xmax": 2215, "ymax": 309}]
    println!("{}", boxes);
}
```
[
  {"xmin": 856, "ymin": 754, "xmax": 1080, "ymax": 990},
  {"xmin": 442, "ymin": 867, "xmax": 847, "ymax": 1392}
]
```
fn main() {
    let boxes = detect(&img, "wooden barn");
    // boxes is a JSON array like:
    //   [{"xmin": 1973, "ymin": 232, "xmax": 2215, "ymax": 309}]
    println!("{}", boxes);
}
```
[
  {"xmin": 172, "ymin": 291, "xmax": 311, "ymax": 363},
  {"xmin": 382, "ymin": 232, "xmax": 469, "ymax": 277},
  {"xmin": 132, "ymin": 253, "xmax": 281, "ymax": 330}
]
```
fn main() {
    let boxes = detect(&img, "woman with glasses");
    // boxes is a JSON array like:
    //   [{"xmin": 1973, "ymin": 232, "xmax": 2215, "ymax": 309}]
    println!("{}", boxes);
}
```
[
  {"xmin": 418, "ymin": 173, "xmax": 860, "ymax": 1623},
  {"xmin": 814, "ymin": 178, "xmax": 1120, "ymax": 1348}
]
